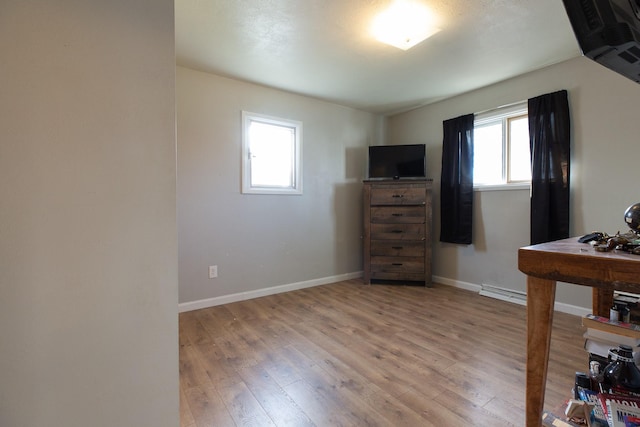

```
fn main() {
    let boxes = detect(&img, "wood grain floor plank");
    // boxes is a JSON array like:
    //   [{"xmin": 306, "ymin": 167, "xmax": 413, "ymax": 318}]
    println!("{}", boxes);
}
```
[
  {"xmin": 483, "ymin": 396, "xmax": 525, "ymax": 426},
  {"xmin": 179, "ymin": 280, "xmax": 587, "ymax": 426},
  {"xmin": 236, "ymin": 364, "xmax": 314, "ymax": 427},
  {"xmin": 218, "ymin": 380, "xmax": 277, "ymax": 427},
  {"xmin": 282, "ymin": 379, "xmax": 355, "ymax": 427},
  {"xmin": 179, "ymin": 386, "xmax": 196, "ymax": 427},
  {"xmin": 280, "ymin": 340, "xmax": 430, "ymax": 426},
  {"xmin": 432, "ymin": 388, "xmax": 519, "ymax": 427},
  {"xmin": 179, "ymin": 343, "xmax": 213, "ymax": 390},
  {"xmin": 183, "ymin": 384, "xmax": 235, "ymax": 427}
]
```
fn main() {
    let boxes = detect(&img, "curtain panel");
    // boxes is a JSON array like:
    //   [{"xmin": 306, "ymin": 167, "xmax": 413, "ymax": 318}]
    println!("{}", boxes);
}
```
[
  {"xmin": 528, "ymin": 89, "xmax": 571, "ymax": 245},
  {"xmin": 440, "ymin": 113, "xmax": 474, "ymax": 244}
]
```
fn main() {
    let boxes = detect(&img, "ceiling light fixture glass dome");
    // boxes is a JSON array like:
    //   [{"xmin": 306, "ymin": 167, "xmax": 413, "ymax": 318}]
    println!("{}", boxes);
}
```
[{"xmin": 371, "ymin": 0, "xmax": 441, "ymax": 50}]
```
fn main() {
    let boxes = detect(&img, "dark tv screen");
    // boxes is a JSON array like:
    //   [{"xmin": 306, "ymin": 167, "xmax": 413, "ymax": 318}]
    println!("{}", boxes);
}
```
[
  {"xmin": 368, "ymin": 144, "xmax": 426, "ymax": 179},
  {"xmin": 562, "ymin": 0, "xmax": 640, "ymax": 83}
]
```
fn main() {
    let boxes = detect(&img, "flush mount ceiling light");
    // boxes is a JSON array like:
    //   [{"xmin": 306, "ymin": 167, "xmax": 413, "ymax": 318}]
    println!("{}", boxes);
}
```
[{"xmin": 371, "ymin": 0, "xmax": 440, "ymax": 51}]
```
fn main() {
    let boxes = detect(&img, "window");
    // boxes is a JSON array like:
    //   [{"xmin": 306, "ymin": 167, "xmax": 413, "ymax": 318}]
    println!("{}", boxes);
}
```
[
  {"xmin": 473, "ymin": 102, "xmax": 530, "ymax": 188},
  {"xmin": 241, "ymin": 111, "xmax": 302, "ymax": 195}
]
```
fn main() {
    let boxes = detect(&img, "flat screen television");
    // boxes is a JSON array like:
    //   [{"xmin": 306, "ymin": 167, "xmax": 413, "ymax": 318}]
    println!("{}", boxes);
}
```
[
  {"xmin": 562, "ymin": 0, "xmax": 640, "ymax": 83},
  {"xmin": 368, "ymin": 144, "xmax": 426, "ymax": 180}
]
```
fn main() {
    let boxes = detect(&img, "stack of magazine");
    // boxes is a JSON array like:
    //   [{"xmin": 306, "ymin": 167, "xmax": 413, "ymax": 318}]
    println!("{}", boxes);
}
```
[
  {"xmin": 574, "ymin": 314, "xmax": 640, "ymax": 427},
  {"xmin": 544, "ymin": 293, "xmax": 640, "ymax": 426},
  {"xmin": 583, "ymin": 314, "xmax": 640, "ymax": 365}
]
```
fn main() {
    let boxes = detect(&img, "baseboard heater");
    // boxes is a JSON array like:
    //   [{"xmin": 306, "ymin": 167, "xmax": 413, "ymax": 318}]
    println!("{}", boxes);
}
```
[{"xmin": 479, "ymin": 284, "xmax": 527, "ymax": 306}]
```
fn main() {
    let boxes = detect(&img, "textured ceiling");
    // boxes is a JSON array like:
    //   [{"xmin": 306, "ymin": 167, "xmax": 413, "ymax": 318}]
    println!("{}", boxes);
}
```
[{"xmin": 175, "ymin": 0, "xmax": 581, "ymax": 114}]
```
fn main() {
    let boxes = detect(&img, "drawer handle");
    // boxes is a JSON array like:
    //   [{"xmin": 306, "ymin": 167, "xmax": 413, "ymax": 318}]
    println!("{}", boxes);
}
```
[
  {"xmin": 392, "ymin": 246, "xmax": 403, "ymax": 250},
  {"xmin": 392, "ymin": 263, "xmax": 403, "ymax": 266},
  {"xmin": 392, "ymin": 213, "xmax": 403, "ymax": 217},
  {"xmin": 392, "ymin": 194, "xmax": 403, "ymax": 198},
  {"xmin": 391, "ymin": 230, "xmax": 403, "ymax": 233}
]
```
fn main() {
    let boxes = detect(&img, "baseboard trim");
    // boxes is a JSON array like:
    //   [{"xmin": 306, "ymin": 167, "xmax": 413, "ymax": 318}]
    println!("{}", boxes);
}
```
[
  {"xmin": 433, "ymin": 275, "xmax": 482, "ymax": 293},
  {"xmin": 433, "ymin": 275, "xmax": 591, "ymax": 317},
  {"xmin": 178, "ymin": 271, "xmax": 363, "ymax": 313},
  {"xmin": 479, "ymin": 283, "xmax": 527, "ymax": 306},
  {"xmin": 179, "ymin": 272, "xmax": 592, "ymax": 317}
]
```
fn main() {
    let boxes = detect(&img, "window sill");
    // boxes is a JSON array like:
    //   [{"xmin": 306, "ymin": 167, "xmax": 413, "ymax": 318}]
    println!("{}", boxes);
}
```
[
  {"xmin": 242, "ymin": 187, "xmax": 303, "ymax": 195},
  {"xmin": 473, "ymin": 183, "xmax": 530, "ymax": 192}
]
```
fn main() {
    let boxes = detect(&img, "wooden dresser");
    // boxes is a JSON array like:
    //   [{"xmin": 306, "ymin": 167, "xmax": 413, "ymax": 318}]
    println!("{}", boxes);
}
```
[{"xmin": 363, "ymin": 179, "xmax": 432, "ymax": 286}]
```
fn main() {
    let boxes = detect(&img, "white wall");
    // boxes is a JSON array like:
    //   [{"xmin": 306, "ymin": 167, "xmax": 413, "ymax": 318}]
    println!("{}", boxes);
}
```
[
  {"xmin": 0, "ymin": 2, "xmax": 178, "ymax": 426},
  {"xmin": 177, "ymin": 67, "xmax": 384, "ymax": 306},
  {"xmin": 388, "ymin": 56, "xmax": 640, "ymax": 310}
]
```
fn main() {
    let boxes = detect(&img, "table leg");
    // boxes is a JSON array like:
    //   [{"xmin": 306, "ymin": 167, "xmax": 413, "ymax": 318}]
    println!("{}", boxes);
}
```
[
  {"xmin": 592, "ymin": 288, "xmax": 613, "ymax": 317},
  {"xmin": 526, "ymin": 276, "xmax": 557, "ymax": 427}
]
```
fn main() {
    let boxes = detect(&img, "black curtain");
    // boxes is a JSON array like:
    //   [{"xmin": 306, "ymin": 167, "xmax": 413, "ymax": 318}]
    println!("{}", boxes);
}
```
[
  {"xmin": 528, "ymin": 90, "xmax": 570, "ymax": 245},
  {"xmin": 440, "ymin": 114, "xmax": 474, "ymax": 244}
]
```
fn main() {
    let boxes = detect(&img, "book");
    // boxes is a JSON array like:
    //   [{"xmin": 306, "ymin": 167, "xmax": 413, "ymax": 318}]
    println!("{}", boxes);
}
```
[
  {"xmin": 624, "ymin": 415, "xmax": 640, "ymax": 426},
  {"xmin": 599, "ymin": 393, "xmax": 640, "ymax": 427},
  {"xmin": 584, "ymin": 338, "xmax": 640, "ymax": 363},
  {"xmin": 584, "ymin": 329, "xmax": 640, "ymax": 348},
  {"xmin": 614, "ymin": 293, "xmax": 640, "ymax": 306},
  {"xmin": 607, "ymin": 399, "xmax": 640, "ymax": 427},
  {"xmin": 579, "ymin": 388, "xmax": 609, "ymax": 426},
  {"xmin": 541, "ymin": 411, "xmax": 582, "ymax": 427},
  {"xmin": 598, "ymin": 393, "xmax": 612, "ymax": 426},
  {"xmin": 582, "ymin": 315, "xmax": 640, "ymax": 339}
]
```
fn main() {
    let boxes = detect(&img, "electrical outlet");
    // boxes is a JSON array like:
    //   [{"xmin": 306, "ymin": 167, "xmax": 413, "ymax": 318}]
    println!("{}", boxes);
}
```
[{"xmin": 208, "ymin": 265, "xmax": 218, "ymax": 279}]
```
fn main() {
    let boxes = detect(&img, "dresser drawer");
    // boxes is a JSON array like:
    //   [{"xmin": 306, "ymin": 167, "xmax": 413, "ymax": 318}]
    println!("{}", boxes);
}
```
[
  {"xmin": 371, "ymin": 240, "xmax": 424, "ymax": 257},
  {"xmin": 371, "ymin": 206, "xmax": 425, "ymax": 224},
  {"xmin": 370, "ymin": 256, "xmax": 424, "ymax": 273},
  {"xmin": 370, "ymin": 187, "xmax": 426, "ymax": 205},
  {"xmin": 370, "ymin": 223, "xmax": 426, "ymax": 240},
  {"xmin": 370, "ymin": 271, "xmax": 427, "ymax": 282}
]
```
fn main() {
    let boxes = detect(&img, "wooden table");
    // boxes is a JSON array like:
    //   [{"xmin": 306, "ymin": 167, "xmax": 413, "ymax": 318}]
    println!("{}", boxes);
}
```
[{"xmin": 519, "ymin": 237, "xmax": 640, "ymax": 427}]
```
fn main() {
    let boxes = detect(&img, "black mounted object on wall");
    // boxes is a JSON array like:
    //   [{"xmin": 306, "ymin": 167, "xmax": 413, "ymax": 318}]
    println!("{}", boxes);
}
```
[
  {"xmin": 562, "ymin": 0, "xmax": 640, "ymax": 83},
  {"xmin": 367, "ymin": 144, "xmax": 426, "ymax": 180}
]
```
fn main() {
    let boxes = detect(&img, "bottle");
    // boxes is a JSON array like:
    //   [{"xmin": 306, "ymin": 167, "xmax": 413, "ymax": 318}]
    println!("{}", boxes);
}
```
[
  {"xmin": 603, "ymin": 345, "xmax": 640, "ymax": 392},
  {"xmin": 590, "ymin": 360, "xmax": 605, "ymax": 392},
  {"xmin": 610, "ymin": 305, "xmax": 620, "ymax": 322},
  {"xmin": 574, "ymin": 371, "xmax": 592, "ymax": 398}
]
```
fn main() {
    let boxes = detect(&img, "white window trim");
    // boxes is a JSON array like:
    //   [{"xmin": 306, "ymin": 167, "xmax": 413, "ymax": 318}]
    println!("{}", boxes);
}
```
[
  {"xmin": 474, "ymin": 102, "xmax": 528, "ymax": 125},
  {"xmin": 241, "ymin": 111, "xmax": 303, "ymax": 195},
  {"xmin": 473, "ymin": 182, "xmax": 530, "ymax": 192},
  {"xmin": 473, "ymin": 101, "xmax": 530, "ymax": 191}
]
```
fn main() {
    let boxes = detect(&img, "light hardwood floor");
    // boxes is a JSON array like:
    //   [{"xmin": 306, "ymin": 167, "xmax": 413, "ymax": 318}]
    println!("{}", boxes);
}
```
[{"xmin": 179, "ymin": 280, "xmax": 587, "ymax": 426}]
